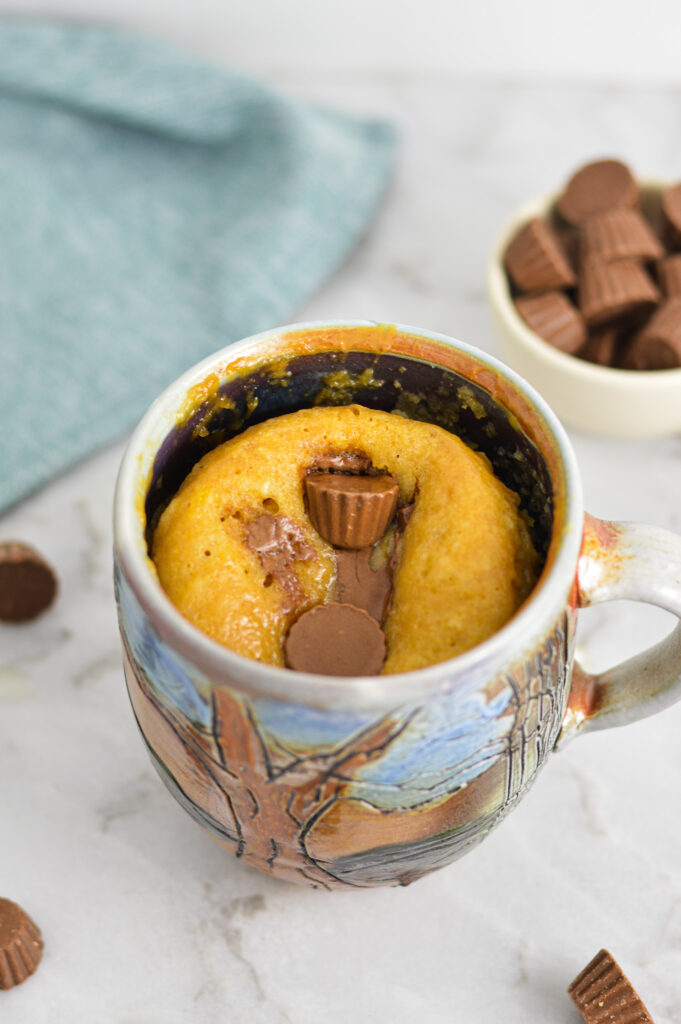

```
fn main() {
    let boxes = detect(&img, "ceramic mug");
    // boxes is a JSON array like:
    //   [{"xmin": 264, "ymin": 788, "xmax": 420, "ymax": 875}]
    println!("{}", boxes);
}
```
[{"xmin": 113, "ymin": 321, "xmax": 681, "ymax": 890}]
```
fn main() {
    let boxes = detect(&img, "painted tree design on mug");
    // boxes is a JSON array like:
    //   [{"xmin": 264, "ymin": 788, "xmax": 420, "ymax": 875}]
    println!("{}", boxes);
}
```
[
  {"xmin": 116, "ymin": 559, "xmax": 569, "ymax": 888},
  {"xmin": 124, "ymin": 641, "xmax": 419, "ymax": 888}
]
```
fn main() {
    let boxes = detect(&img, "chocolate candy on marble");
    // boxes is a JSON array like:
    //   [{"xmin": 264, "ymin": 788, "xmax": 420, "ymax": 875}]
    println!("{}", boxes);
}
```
[
  {"xmin": 0, "ymin": 542, "xmax": 57, "ymax": 623},
  {"xmin": 568, "ymin": 949, "xmax": 654, "ymax": 1024},
  {"xmin": 0, "ymin": 898, "xmax": 44, "ymax": 990}
]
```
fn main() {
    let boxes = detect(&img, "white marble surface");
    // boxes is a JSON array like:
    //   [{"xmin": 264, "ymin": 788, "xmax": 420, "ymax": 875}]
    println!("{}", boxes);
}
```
[
  {"xmin": 6, "ymin": 0, "xmax": 681, "ymax": 84},
  {"xmin": 3, "ymin": 76, "xmax": 681, "ymax": 1024}
]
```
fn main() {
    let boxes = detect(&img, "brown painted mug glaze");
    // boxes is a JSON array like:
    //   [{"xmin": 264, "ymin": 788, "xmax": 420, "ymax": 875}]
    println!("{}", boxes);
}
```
[{"xmin": 113, "ymin": 322, "xmax": 681, "ymax": 889}]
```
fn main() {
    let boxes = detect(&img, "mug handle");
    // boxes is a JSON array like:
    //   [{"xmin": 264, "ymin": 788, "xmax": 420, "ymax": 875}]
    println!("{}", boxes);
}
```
[{"xmin": 557, "ymin": 512, "xmax": 681, "ymax": 746}]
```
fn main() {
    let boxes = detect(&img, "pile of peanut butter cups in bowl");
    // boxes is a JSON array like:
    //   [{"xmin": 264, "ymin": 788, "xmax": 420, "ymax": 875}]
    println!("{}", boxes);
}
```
[{"xmin": 488, "ymin": 158, "xmax": 681, "ymax": 438}]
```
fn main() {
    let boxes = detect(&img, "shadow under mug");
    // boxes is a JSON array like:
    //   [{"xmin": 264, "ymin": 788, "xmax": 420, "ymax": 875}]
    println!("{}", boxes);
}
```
[{"xmin": 113, "ymin": 321, "xmax": 681, "ymax": 890}]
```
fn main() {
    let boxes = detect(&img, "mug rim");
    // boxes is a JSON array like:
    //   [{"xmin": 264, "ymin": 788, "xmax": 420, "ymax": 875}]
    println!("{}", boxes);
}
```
[{"xmin": 114, "ymin": 319, "xmax": 584, "ymax": 710}]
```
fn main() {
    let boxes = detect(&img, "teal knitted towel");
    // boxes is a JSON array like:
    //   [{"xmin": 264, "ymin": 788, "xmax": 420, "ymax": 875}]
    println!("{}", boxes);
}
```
[{"xmin": 0, "ymin": 22, "xmax": 396, "ymax": 513}]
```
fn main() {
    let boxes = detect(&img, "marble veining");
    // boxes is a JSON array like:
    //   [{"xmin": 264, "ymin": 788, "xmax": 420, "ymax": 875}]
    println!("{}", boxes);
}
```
[{"xmin": 1, "ymin": 76, "xmax": 681, "ymax": 1021}]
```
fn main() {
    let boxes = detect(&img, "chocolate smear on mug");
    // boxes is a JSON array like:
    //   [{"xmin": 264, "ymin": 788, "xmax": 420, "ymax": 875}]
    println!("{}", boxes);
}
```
[
  {"xmin": 305, "ymin": 472, "xmax": 399, "ymax": 549},
  {"xmin": 245, "ymin": 514, "xmax": 315, "ymax": 613},
  {"xmin": 284, "ymin": 602, "xmax": 386, "ymax": 676},
  {"xmin": 0, "ymin": 542, "xmax": 57, "ymax": 623},
  {"xmin": 568, "ymin": 949, "xmax": 654, "ymax": 1024},
  {"xmin": 0, "ymin": 898, "xmax": 44, "ymax": 990}
]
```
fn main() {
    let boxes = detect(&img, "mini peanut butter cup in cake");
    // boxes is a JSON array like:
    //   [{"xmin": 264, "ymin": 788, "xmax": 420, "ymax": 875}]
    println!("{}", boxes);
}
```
[
  {"xmin": 515, "ymin": 291, "xmax": 586, "ymax": 354},
  {"xmin": 557, "ymin": 158, "xmax": 638, "ymax": 226},
  {"xmin": 504, "ymin": 217, "xmax": 576, "ymax": 292},
  {"xmin": 568, "ymin": 949, "xmax": 654, "ymax": 1024},
  {"xmin": 581, "ymin": 208, "xmax": 663, "ymax": 265},
  {"xmin": 284, "ymin": 603, "xmax": 386, "ymax": 676},
  {"xmin": 656, "ymin": 253, "xmax": 681, "ymax": 297},
  {"xmin": 661, "ymin": 181, "xmax": 681, "ymax": 248},
  {"xmin": 621, "ymin": 297, "xmax": 681, "ymax": 369},
  {"xmin": 305, "ymin": 472, "xmax": 399, "ymax": 550},
  {"xmin": 579, "ymin": 259, "xmax": 660, "ymax": 326},
  {"xmin": 0, "ymin": 898, "xmax": 44, "ymax": 990}
]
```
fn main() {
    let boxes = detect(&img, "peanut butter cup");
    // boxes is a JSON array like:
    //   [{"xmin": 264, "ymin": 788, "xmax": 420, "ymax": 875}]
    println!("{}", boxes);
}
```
[
  {"xmin": 504, "ymin": 158, "xmax": 681, "ymax": 377},
  {"xmin": 581, "ymin": 208, "xmax": 663, "ymax": 265},
  {"xmin": 577, "ymin": 325, "xmax": 621, "ymax": 366},
  {"xmin": 284, "ymin": 603, "xmax": 386, "ymax": 675},
  {"xmin": 568, "ymin": 949, "xmax": 654, "ymax": 1024},
  {"xmin": 504, "ymin": 217, "xmax": 576, "ymax": 292},
  {"xmin": 0, "ymin": 898, "xmax": 43, "ymax": 990},
  {"xmin": 558, "ymin": 159, "xmax": 638, "ymax": 226},
  {"xmin": 0, "ymin": 542, "xmax": 57, "ymax": 623},
  {"xmin": 305, "ymin": 472, "xmax": 399, "ymax": 549},
  {"xmin": 662, "ymin": 181, "xmax": 681, "ymax": 248},
  {"xmin": 515, "ymin": 291, "xmax": 586, "ymax": 353},
  {"xmin": 623, "ymin": 297, "xmax": 681, "ymax": 369},
  {"xmin": 579, "ymin": 259, "xmax": 659, "ymax": 326},
  {"xmin": 656, "ymin": 253, "xmax": 681, "ymax": 297}
]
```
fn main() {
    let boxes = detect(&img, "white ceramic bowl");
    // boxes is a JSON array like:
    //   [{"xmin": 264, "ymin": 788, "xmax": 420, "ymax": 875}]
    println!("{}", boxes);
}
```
[{"xmin": 487, "ymin": 182, "xmax": 681, "ymax": 438}]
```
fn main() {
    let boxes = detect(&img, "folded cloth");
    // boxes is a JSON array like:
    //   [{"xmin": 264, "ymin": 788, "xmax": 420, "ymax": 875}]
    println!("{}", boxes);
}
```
[{"xmin": 0, "ymin": 22, "xmax": 396, "ymax": 513}]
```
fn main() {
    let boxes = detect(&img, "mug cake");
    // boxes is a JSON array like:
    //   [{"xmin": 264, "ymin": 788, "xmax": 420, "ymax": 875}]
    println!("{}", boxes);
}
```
[{"xmin": 152, "ymin": 404, "xmax": 539, "ymax": 675}]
